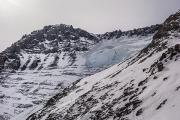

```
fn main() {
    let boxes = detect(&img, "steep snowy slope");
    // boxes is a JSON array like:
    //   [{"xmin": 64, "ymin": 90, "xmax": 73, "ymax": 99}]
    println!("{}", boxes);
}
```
[
  {"xmin": 24, "ymin": 11, "xmax": 180, "ymax": 120},
  {"xmin": 0, "ymin": 24, "xmax": 159, "ymax": 120}
]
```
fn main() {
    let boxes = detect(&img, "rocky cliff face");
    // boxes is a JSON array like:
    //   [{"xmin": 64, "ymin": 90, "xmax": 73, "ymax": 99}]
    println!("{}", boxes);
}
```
[
  {"xmin": 0, "ymin": 22, "xmax": 161, "ymax": 119},
  {"xmin": 0, "ymin": 24, "xmax": 99, "ymax": 72},
  {"xmin": 22, "ymin": 11, "xmax": 180, "ymax": 120}
]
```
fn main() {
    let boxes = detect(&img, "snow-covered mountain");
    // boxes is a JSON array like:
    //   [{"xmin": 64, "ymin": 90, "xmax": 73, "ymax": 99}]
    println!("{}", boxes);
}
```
[
  {"xmin": 0, "ymin": 17, "xmax": 162, "ymax": 120},
  {"xmin": 0, "ymin": 24, "xmax": 160, "ymax": 72},
  {"xmin": 17, "ymin": 10, "xmax": 180, "ymax": 120}
]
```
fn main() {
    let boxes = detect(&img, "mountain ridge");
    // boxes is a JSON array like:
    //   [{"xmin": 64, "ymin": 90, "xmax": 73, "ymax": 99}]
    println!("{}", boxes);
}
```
[
  {"xmin": 22, "ymin": 10, "xmax": 180, "ymax": 120},
  {"xmin": 0, "ymin": 24, "xmax": 160, "ymax": 72}
]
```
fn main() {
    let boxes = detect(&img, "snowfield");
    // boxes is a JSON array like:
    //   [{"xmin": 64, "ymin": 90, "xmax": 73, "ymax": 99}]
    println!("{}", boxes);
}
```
[
  {"xmin": 0, "ymin": 27, "xmax": 156, "ymax": 120},
  {"xmin": 24, "ymin": 43, "xmax": 180, "ymax": 120},
  {"xmin": 21, "ymin": 11, "xmax": 180, "ymax": 120}
]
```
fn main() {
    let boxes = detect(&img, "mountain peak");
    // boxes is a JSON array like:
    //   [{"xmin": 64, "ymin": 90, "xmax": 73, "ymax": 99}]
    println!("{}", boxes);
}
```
[
  {"xmin": 42, "ymin": 24, "xmax": 74, "ymax": 32},
  {"xmin": 153, "ymin": 10, "xmax": 180, "ymax": 40}
]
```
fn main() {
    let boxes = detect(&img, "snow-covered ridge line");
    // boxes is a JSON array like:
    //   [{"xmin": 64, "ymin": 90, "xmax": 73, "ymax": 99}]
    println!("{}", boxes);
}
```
[{"xmin": 24, "ymin": 10, "xmax": 180, "ymax": 120}]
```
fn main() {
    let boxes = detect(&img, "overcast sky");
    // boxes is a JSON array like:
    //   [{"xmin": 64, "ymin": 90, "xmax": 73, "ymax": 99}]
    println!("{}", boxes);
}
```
[{"xmin": 0, "ymin": 0, "xmax": 180, "ymax": 52}]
